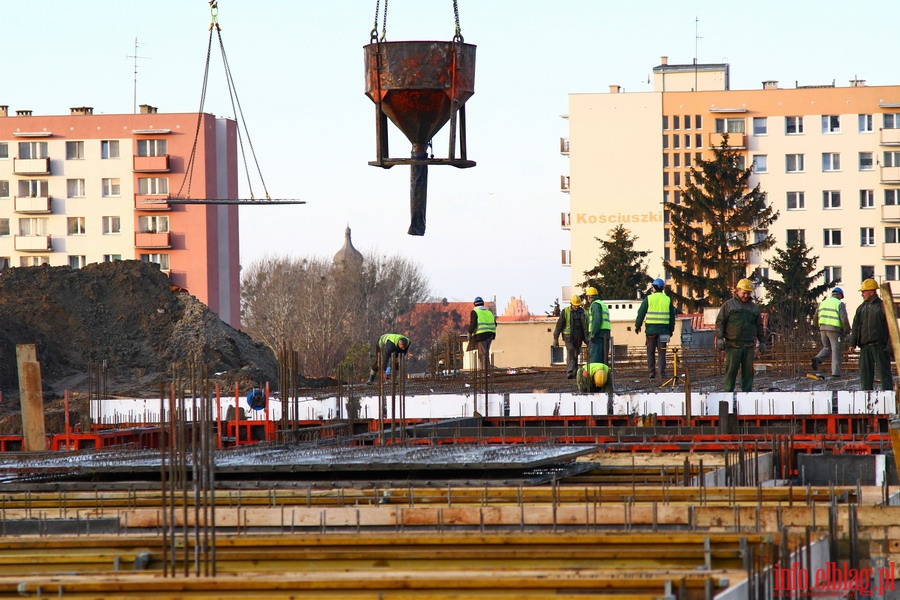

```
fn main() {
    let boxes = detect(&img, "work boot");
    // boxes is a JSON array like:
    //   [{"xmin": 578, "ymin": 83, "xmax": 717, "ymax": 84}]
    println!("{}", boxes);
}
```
[
  {"xmin": 366, "ymin": 370, "xmax": 376, "ymax": 385},
  {"xmin": 811, "ymin": 357, "xmax": 820, "ymax": 371}
]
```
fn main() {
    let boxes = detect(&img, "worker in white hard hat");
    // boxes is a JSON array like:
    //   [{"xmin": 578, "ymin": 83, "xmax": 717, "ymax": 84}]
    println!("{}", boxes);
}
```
[
  {"xmin": 714, "ymin": 278, "xmax": 766, "ymax": 392},
  {"xmin": 634, "ymin": 278, "xmax": 677, "ymax": 379},
  {"xmin": 811, "ymin": 287, "xmax": 851, "ymax": 377},
  {"xmin": 553, "ymin": 294, "xmax": 588, "ymax": 379},
  {"xmin": 847, "ymin": 279, "xmax": 893, "ymax": 391}
]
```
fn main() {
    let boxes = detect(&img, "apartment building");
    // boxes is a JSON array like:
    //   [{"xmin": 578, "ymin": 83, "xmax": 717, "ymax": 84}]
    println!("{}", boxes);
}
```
[
  {"xmin": 562, "ymin": 58, "xmax": 900, "ymax": 315},
  {"xmin": 0, "ymin": 105, "xmax": 241, "ymax": 328}
]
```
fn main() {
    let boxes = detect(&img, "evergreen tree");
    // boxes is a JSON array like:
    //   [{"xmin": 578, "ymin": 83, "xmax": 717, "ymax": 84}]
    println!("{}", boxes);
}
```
[
  {"xmin": 663, "ymin": 136, "xmax": 779, "ymax": 312},
  {"xmin": 579, "ymin": 224, "xmax": 651, "ymax": 299},
  {"xmin": 760, "ymin": 240, "xmax": 833, "ymax": 339}
]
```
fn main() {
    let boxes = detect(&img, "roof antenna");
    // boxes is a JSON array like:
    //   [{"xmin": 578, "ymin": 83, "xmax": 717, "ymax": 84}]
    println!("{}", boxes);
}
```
[
  {"xmin": 126, "ymin": 37, "xmax": 150, "ymax": 115},
  {"xmin": 693, "ymin": 17, "xmax": 702, "ymax": 91}
]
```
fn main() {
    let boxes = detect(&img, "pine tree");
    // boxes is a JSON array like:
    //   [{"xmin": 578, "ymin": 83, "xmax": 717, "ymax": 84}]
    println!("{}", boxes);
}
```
[
  {"xmin": 760, "ymin": 240, "xmax": 833, "ymax": 339},
  {"xmin": 663, "ymin": 136, "xmax": 779, "ymax": 312},
  {"xmin": 579, "ymin": 224, "xmax": 651, "ymax": 299}
]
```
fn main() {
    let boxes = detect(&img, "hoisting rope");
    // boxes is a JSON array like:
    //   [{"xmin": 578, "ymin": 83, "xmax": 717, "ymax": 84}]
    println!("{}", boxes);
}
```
[{"xmin": 177, "ymin": 1, "xmax": 271, "ymax": 201}]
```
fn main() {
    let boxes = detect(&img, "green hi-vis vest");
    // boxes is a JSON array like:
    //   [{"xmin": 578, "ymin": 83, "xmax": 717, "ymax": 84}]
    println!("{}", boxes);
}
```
[
  {"xmin": 474, "ymin": 306, "xmax": 497, "ymax": 335},
  {"xmin": 645, "ymin": 292, "xmax": 671, "ymax": 326},
  {"xmin": 589, "ymin": 300, "xmax": 611, "ymax": 333},
  {"xmin": 817, "ymin": 296, "xmax": 843, "ymax": 328},
  {"xmin": 378, "ymin": 333, "xmax": 409, "ymax": 349}
]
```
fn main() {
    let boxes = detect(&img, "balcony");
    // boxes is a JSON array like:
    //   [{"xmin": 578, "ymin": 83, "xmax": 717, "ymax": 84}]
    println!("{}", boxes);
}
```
[
  {"xmin": 884, "ymin": 242, "xmax": 900, "ymax": 259},
  {"xmin": 135, "ymin": 194, "xmax": 171, "ymax": 211},
  {"xmin": 707, "ymin": 132, "xmax": 745, "ymax": 149},
  {"xmin": 559, "ymin": 138, "xmax": 569, "ymax": 155},
  {"xmin": 560, "ymin": 212, "xmax": 570, "ymax": 230},
  {"xmin": 881, "ymin": 166, "xmax": 900, "ymax": 183},
  {"xmin": 14, "ymin": 196, "xmax": 51, "ymax": 213},
  {"xmin": 560, "ymin": 249, "xmax": 571, "ymax": 266},
  {"xmin": 881, "ymin": 129, "xmax": 900, "ymax": 145},
  {"xmin": 14, "ymin": 235, "xmax": 51, "ymax": 252},
  {"xmin": 13, "ymin": 157, "xmax": 50, "ymax": 175},
  {"xmin": 133, "ymin": 155, "xmax": 170, "ymax": 172},
  {"xmin": 560, "ymin": 175, "xmax": 570, "ymax": 192},
  {"xmin": 135, "ymin": 231, "xmax": 171, "ymax": 248},
  {"xmin": 883, "ymin": 205, "xmax": 900, "ymax": 221}
]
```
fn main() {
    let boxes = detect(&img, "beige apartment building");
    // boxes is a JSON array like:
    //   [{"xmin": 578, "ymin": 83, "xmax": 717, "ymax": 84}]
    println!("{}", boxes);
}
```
[
  {"xmin": 562, "ymin": 58, "xmax": 900, "ymax": 317},
  {"xmin": 0, "ymin": 105, "xmax": 241, "ymax": 328}
]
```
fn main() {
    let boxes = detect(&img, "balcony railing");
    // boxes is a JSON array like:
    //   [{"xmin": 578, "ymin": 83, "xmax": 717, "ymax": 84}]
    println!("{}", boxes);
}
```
[
  {"xmin": 13, "ymin": 157, "xmax": 50, "ymax": 175},
  {"xmin": 135, "ymin": 194, "xmax": 171, "ymax": 211},
  {"xmin": 14, "ymin": 196, "xmax": 51, "ymax": 213},
  {"xmin": 708, "ymin": 132, "xmax": 745, "ymax": 149},
  {"xmin": 560, "ymin": 175, "xmax": 570, "ymax": 192},
  {"xmin": 135, "ymin": 231, "xmax": 172, "ymax": 248},
  {"xmin": 881, "ymin": 166, "xmax": 900, "ymax": 183},
  {"xmin": 560, "ymin": 212, "xmax": 570, "ymax": 230},
  {"xmin": 133, "ymin": 155, "xmax": 170, "ymax": 172},
  {"xmin": 883, "ymin": 204, "xmax": 900, "ymax": 221},
  {"xmin": 881, "ymin": 129, "xmax": 900, "ymax": 145},
  {"xmin": 14, "ymin": 235, "xmax": 51, "ymax": 251},
  {"xmin": 559, "ymin": 138, "xmax": 570, "ymax": 154},
  {"xmin": 883, "ymin": 242, "xmax": 900, "ymax": 259}
]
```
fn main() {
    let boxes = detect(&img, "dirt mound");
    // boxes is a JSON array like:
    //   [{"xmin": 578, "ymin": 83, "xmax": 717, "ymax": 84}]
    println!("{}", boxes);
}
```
[{"xmin": 0, "ymin": 261, "xmax": 277, "ymax": 403}]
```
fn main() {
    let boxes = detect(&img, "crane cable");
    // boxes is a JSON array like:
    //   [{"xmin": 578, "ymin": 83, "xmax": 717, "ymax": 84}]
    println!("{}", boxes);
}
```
[{"xmin": 178, "ymin": 1, "xmax": 270, "ymax": 201}]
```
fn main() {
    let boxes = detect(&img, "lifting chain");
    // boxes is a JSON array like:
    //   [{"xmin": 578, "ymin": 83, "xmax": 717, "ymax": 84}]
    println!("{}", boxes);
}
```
[
  {"xmin": 452, "ymin": 0, "xmax": 463, "ymax": 43},
  {"xmin": 370, "ymin": 0, "xmax": 463, "ymax": 43},
  {"xmin": 208, "ymin": 0, "xmax": 220, "ymax": 32}
]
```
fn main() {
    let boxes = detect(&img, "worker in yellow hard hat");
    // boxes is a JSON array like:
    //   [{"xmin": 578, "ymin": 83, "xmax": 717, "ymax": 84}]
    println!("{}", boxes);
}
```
[
  {"xmin": 584, "ymin": 286, "xmax": 611, "ymax": 365},
  {"xmin": 847, "ymin": 279, "xmax": 893, "ymax": 391},
  {"xmin": 553, "ymin": 294, "xmax": 588, "ymax": 379},
  {"xmin": 714, "ymin": 278, "xmax": 766, "ymax": 392},
  {"xmin": 576, "ymin": 362, "xmax": 610, "ymax": 393}
]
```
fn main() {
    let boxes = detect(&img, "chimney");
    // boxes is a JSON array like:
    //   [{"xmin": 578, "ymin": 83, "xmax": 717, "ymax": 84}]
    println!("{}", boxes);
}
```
[
  {"xmin": 762, "ymin": 80, "xmax": 779, "ymax": 90},
  {"xmin": 16, "ymin": 110, "xmax": 32, "ymax": 117},
  {"xmin": 609, "ymin": 85, "xmax": 622, "ymax": 94},
  {"xmin": 850, "ymin": 79, "xmax": 866, "ymax": 87},
  {"xmin": 660, "ymin": 56, "xmax": 668, "ymax": 65},
  {"xmin": 0, "ymin": 106, "xmax": 7, "ymax": 118},
  {"xmin": 69, "ymin": 106, "xmax": 94, "ymax": 116},
  {"xmin": 139, "ymin": 104, "xmax": 158, "ymax": 114}
]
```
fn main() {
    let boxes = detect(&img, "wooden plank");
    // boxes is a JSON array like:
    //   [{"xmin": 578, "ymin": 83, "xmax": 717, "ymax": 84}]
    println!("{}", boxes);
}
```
[{"xmin": 16, "ymin": 343, "xmax": 45, "ymax": 451}]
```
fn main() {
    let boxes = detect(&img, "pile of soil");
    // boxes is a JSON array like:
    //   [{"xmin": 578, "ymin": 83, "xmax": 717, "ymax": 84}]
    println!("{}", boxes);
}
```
[{"xmin": 0, "ymin": 261, "xmax": 278, "ymax": 409}]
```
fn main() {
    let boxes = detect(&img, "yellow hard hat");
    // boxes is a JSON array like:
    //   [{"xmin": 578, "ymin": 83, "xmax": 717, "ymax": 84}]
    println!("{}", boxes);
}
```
[
  {"xmin": 860, "ymin": 278, "xmax": 878, "ymax": 291},
  {"xmin": 736, "ymin": 278, "xmax": 754, "ymax": 292},
  {"xmin": 570, "ymin": 295, "xmax": 582, "ymax": 307},
  {"xmin": 592, "ymin": 369, "xmax": 607, "ymax": 388},
  {"xmin": 585, "ymin": 287, "xmax": 599, "ymax": 296}
]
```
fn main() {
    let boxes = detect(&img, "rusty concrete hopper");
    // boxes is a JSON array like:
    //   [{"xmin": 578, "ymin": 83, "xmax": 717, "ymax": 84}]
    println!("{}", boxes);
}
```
[{"xmin": 365, "ymin": 40, "xmax": 476, "ymax": 236}]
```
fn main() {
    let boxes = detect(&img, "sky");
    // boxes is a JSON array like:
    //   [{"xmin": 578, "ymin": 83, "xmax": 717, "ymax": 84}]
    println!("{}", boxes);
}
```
[{"xmin": 4, "ymin": 1, "xmax": 899, "ymax": 315}]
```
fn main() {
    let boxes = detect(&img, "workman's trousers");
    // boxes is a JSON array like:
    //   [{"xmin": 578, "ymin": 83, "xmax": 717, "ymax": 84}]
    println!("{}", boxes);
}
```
[
  {"xmin": 723, "ymin": 346, "xmax": 755, "ymax": 392},
  {"xmin": 588, "ymin": 332, "xmax": 609, "ymax": 365},
  {"xmin": 813, "ymin": 330, "xmax": 843, "ymax": 376},
  {"xmin": 475, "ymin": 339, "xmax": 493, "ymax": 372},
  {"xmin": 645, "ymin": 334, "xmax": 667, "ymax": 378},
  {"xmin": 565, "ymin": 339, "xmax": 585, "ymax": 377},
  {"xmin": 859, "ymin": 343, "xmax": 894, "ymax": 391}
]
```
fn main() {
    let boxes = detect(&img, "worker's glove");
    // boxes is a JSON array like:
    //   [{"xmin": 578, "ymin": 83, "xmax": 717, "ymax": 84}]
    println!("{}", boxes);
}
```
[
  {"xmin": 384, "ymin": 367, "xmax": 391, "ymax": 377},
  {"xmin": 886, "ymin": 344, "xmax": 895, "ymax": 360},
  {"xmin": 716, "ymin": 339, "xmax": 725, "ymax": 352},
  {"xmin": 553, "ymin": 339, "xmax": 560, "ymax": 347},
  {"xmin": 635, "ymin": 326, "xmax": 641, "ymax": 334}
]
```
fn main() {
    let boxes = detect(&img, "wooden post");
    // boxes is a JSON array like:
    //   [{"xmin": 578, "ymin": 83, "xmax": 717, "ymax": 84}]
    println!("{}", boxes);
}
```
[
  {"xmin": 880, "ymin": 282, "xmax": 900, "ymax": 390},
  {"xmin": 16, "ymin": 344, "xmax": 46, "ymax": 451}
]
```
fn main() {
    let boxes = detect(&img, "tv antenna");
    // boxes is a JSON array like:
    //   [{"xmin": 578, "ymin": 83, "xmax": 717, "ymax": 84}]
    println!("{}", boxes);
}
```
[{"xmin": 126, "ymin": 38, "xmax": 150, "ymax": 115}]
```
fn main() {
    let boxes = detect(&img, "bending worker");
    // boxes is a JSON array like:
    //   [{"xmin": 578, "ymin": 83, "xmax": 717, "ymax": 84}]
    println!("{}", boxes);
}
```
[
  {"xmin": 585, "ymin": 287, "xmax": 611, "ymax": 365},
  {"xmin": 367, "ymin": 333, "xmax": 410, "ymax": 384},
  {"xmin": 576, "ymin": 362, "xmax": 610, "ymax": 393},
  {"xmin": 715, "ymin": 278, "xmax": 766, "ymax": 392},
  {"xmin": 634, "ymin": 278, "xmax": 676, "ymax": 380},
  {"xmin": 554, "ymin": 294, "xmax": 588, "ymax": 379},
  {"xmin": 811, "ymin": 287, "xmax": 851, "ymax": 377}
]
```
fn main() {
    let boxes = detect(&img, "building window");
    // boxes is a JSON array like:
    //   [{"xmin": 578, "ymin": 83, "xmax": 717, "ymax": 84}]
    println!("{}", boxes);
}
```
[
  {"xmin": 884, "ymin": 114, "xmax": 900, "ymax": 129},
  {"xmin": 18, "ymin": 217, "xmax": 49, "ymax": 236},
  {"xmin": 673, "ymin": 172, "xmax": 681, "ymax": 186},
  {"xmin": 823, "ymin": 229, "xmax": 842, "ymax": 247},
  {"xmin": 673, "ymin": 153, "xmax": 680, "ymax": 168},
  {"xmin": 695, "ymin": 134, "xmax": 702, "ymax": 148},
  {"xmin": 138, "ymin": 215, "xmax": 169, "ymax": 233},
  {"xmin": 0, "ymin": 143, "xmax": 7, "ymax": 159},
  {"xmin": 787, "ymin": 191, "xmax": 805, "ymax": 210},
  {"xmin": 859, "ymin": 114, "xmax": 874, "ymax": 132},
  {"xmin": 752, "ymin": 155, "xmax": 767, "ymax": 172},
  {"xmin": 786, "ymin": 116, "xmax": 804, "ymax": 135},
  {"xmin": 101, "ymin": 216, "xmax": 121, "ymax": 234},
  {"xmin": 662, "ymin": 135, "xmax": 669, "ymax": 149},
  {"xmin": 684, "ymin": 134, "xmax": 691, "ymax": 148},
  {"xmin": 695, "ymin": 115, "xmax": 702, "ymax": 129},
  {"xmin": 18, "ymin": 141, "xmax": 48, "ymax": 159},
  {"xmin": 887, "ymin": 265, "xmax": 900, "ymax": 281},
  {"xmin": 822, "ymin": 115, "xmax": 841, "ymax": 133},
  {"xmin": 822, "ymin": 153, "xmax": 841, "ymax": 172},
  {"xmin": 683, "ymin": 115, "xmax": 691, "ymax": 130},
  {"xmin": 136, "ymin": 139, "xmax": 168, "ymax": 157},
  {"xmin": 101, "ymin": 178, "xmax": 121, "ymax": 197},
  {"xmin": 860, "ymin": 189, "xmax": 875, "ymax": 209},
  {"xmin": 141, "ymin": 253, "xmax": 170, "ymax": 271},
  {"xmin": 860, "ymin": 227, "xmax": 875, "ymax": 247},
  {"xmin": 0, "ymin": 219, "xmax": 9, "ymax": 236},
  {"xmin": 861, "ymin": 265, "xmax": 875, "ymax": 280},
  {"xmin": 18, "ymin": 180, "xmax": 49, "ymax": 197},
  {"xmin": 884, "ymin": 151, "xmax": 900, "ymax": 167},
  {"xmin": 0, "ymin": 257, "xmax": 8, "ymax": 270},
  {"xmin": 662, "ymin": 172, "xmax": 669, "ymax": 186},
  {"xmin": 68, "ymin": 255, "xmax": 87, "ymax": 269},
  {"xmin": 823, "ymin": 191, "xmax": 841, "ymax": 209},
  {"xmin": 674, "ymin": 190, "xmax": 682, "ymax": 204},
  {"xmin": 859, "ymin": 152, "xmax": 874, "ymax": 171},
  {"xmin": 67, "ymin": 179, "xmax": 86, "ymax": 198},
  {"xmin": 823, "ymin": 266, "xmax": 842, "ymax": 284},
  {"xmin": 885, "ymin": 226, "xmax": 900, "ymax": 243},
  {"xmin": 673, "ymin": 135, "xmax": 680, "ymax": 149},
  {"xmin": 662, "ymin": 153, "xmax": 669, "ymax": 168},
  {"xmin": 715, "ymin": 118, "xmax": 745, "ymax": 133},
  {"xmin": 753, "ymin": 117, "xmax": 768, "ymax": 135},
  {"xmin": 0, "ymin": 180, "xmax": 8, "ymax": 198},
  {"xmin": 67, "ymin": 217, "xmax": 86, "ymax": 235},
  {"xmin": 662, "ymin": 116, "xmax": 669, "ymax": 130},
  {"xmin": 103, "ymin": 254, "xmax": 122, "ymax": 262},
  {"xmin": 65, "ymin": 141, "xmax": 85, "ymax": 160},
  {"xmin": 684, "ymin": 152, "xmax": 692, "ymax": 167},
  {"xmin": 101, "ymin": 140, "xmax": 120, "ymax": 159},
  {"xmin": 786, "ymin": 154, "xmax": 805, "ymax": 173},
  {"xmin": 786, "ymin": 229, "xmax": 805, "ymax": 245},
  {"xmin": 673, "ymin": 115, "xmax": 681, "ymax": 130},
  {"xmin": 886, "ymin": 189, "xmax": 900, "ymax": 205},
  {"xmin": 20, "ymin": 256, "xmax": 49, "ymax": 267}
]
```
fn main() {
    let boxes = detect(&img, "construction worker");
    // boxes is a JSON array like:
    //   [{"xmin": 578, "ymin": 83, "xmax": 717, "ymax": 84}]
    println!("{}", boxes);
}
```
[
  {"xmin": 553, "ymin": 294, "xmax": 588, "ymax": 379},
  {"xmin": 575, "ymin": 362, "xmax": 610, "ymax": 393},
  {"xmin": 848, "ymin": 279, "xmax": 893, "ymax": 391},
  {"xmin": 811, "ymin": 287, "xmax": 851, "ymax": 377},
  {"xmin": 634, "ymin": 278, "xmax": 676, "ymax": 379},
  {"xmin": 585, "ymin": 287, "xmax": 611, "ymax": 365},
  {"xmin": 367, "ymin": 333, "xmax": 410, "ymax": 384},
  {"xmin": 715, "ymin": 278, "xmax": 766, "ymax": 392},
  {"xmin": 467, "ymin": 297, "xmax": 497, "ymax": 371}
]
